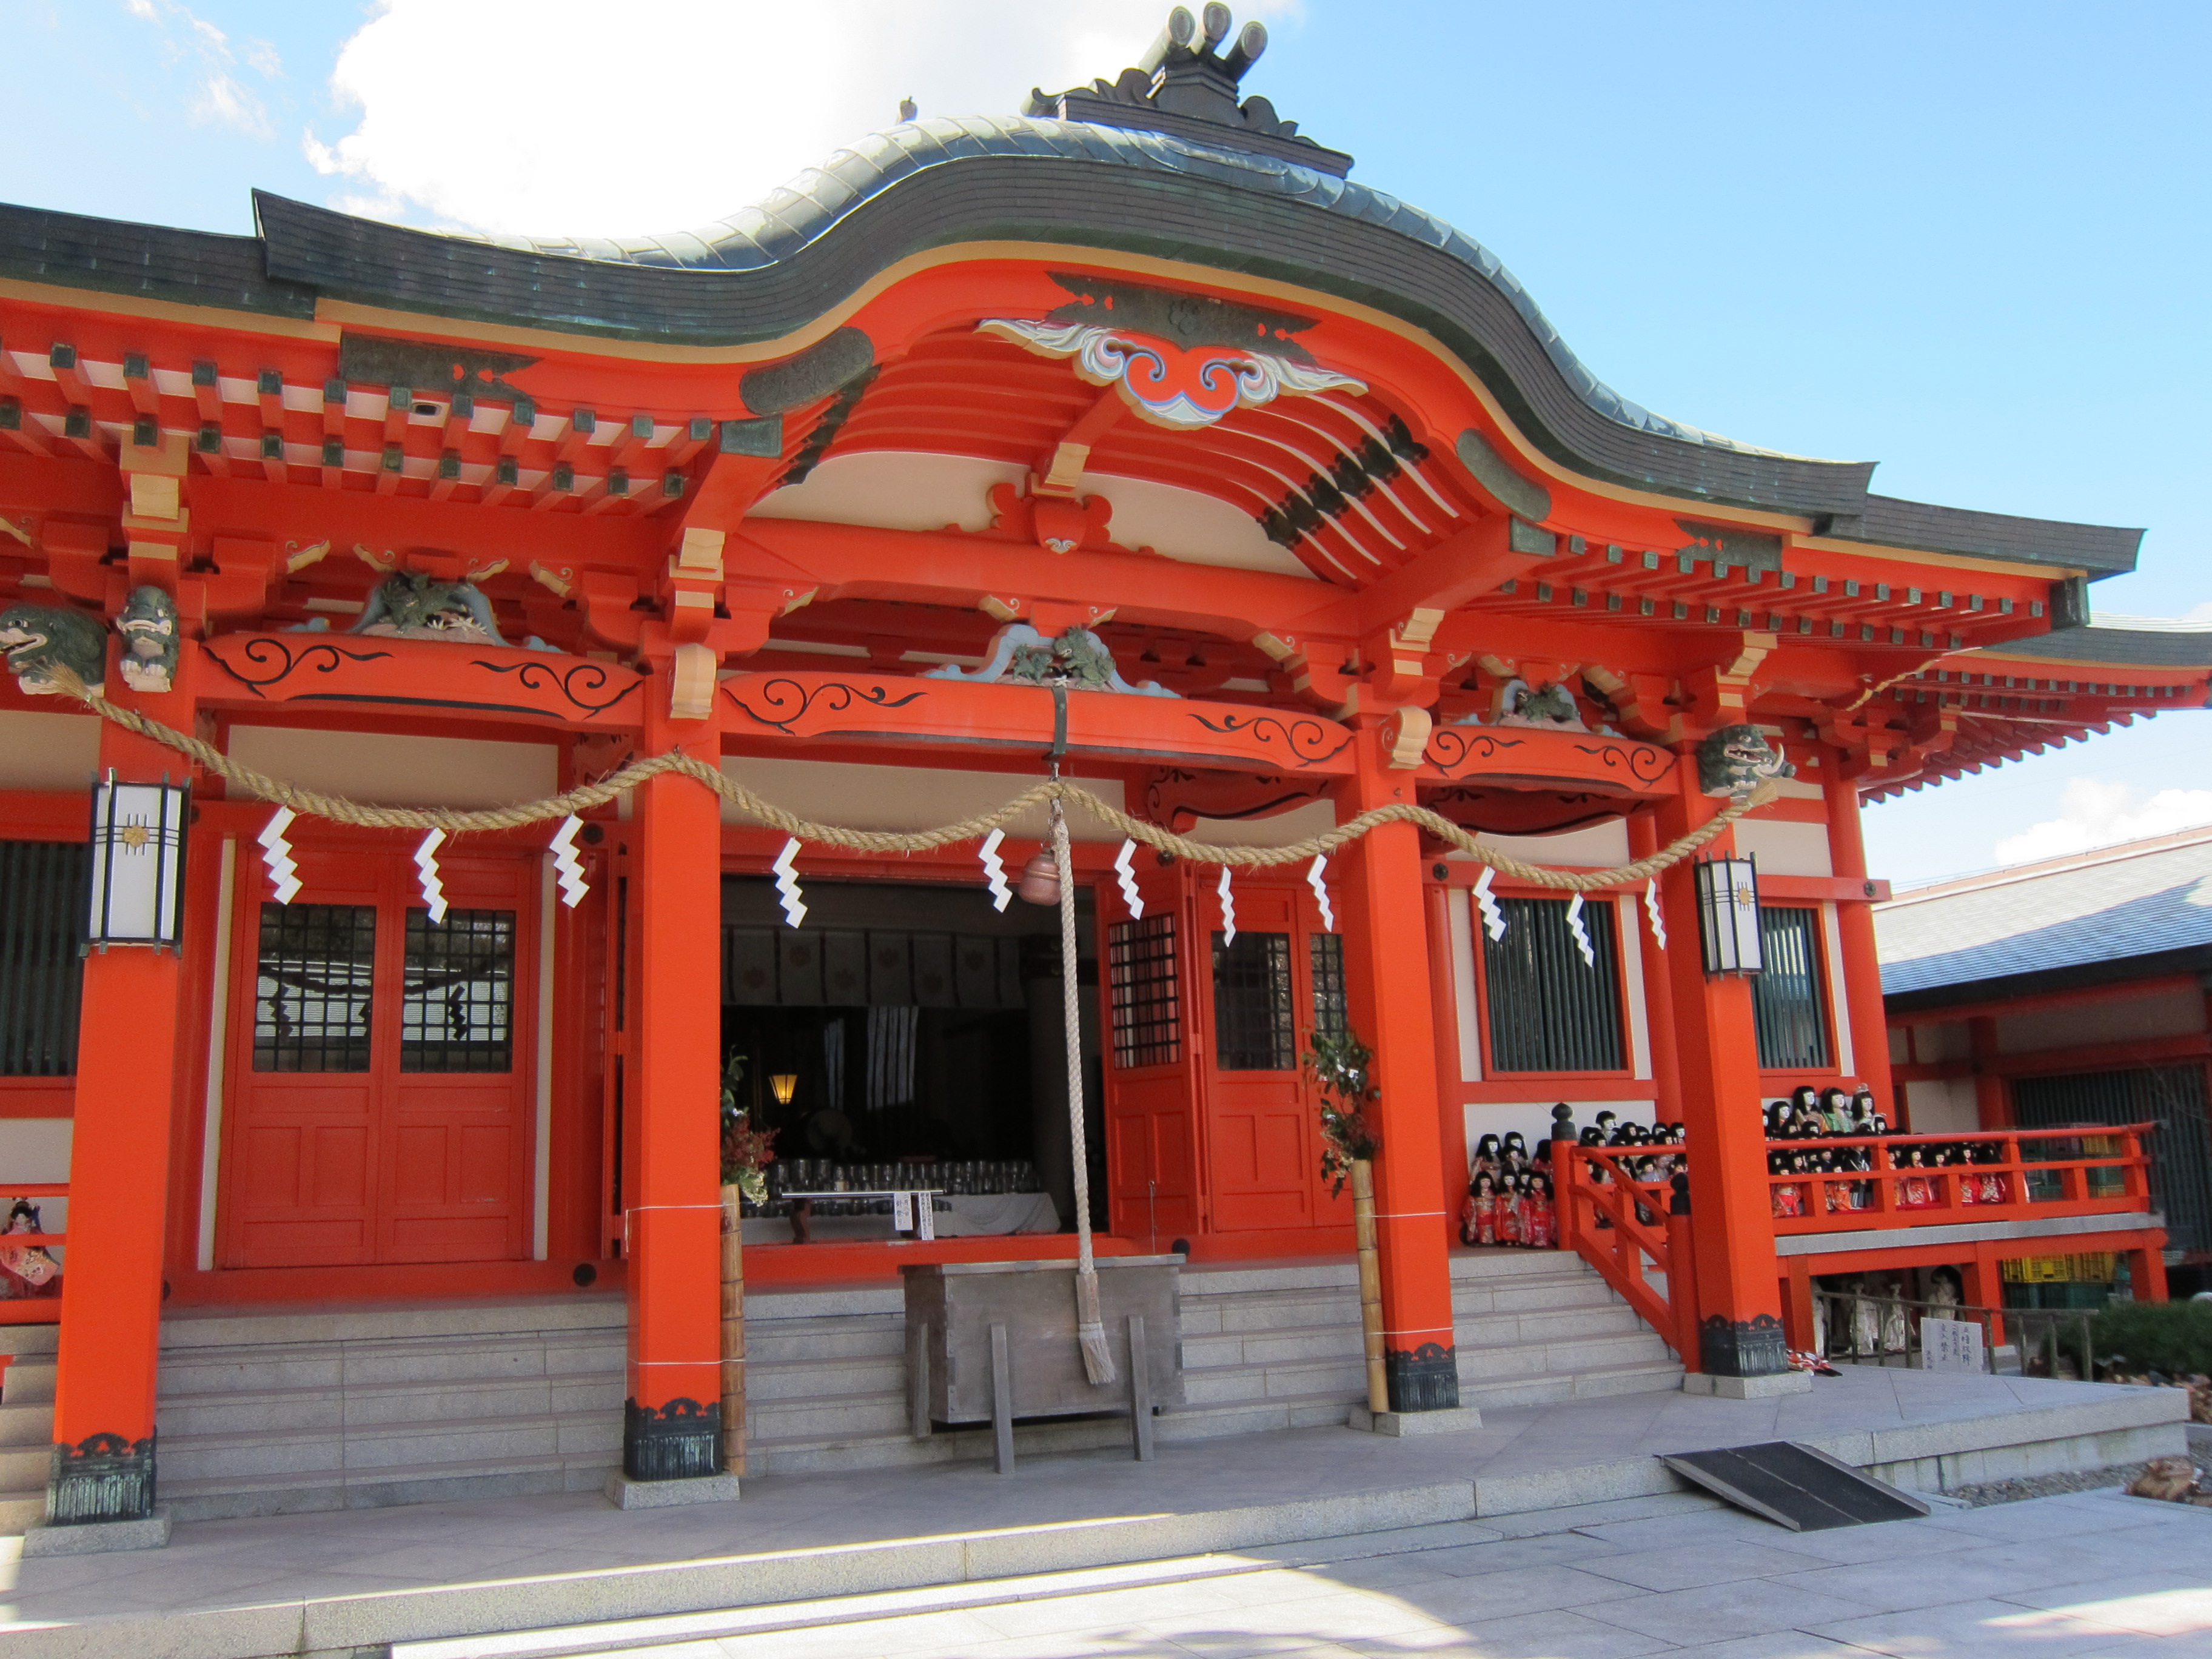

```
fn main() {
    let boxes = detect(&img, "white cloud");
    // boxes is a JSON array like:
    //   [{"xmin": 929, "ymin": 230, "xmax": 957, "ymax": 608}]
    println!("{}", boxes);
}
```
[
  {"xmin": 305, "ymin": 0, "xmax": 1297, "ymax": 237},
  {"xmin": 1992, "ymin": 777, "xmax": 2212, "ymax": 865},
  {"xmin": 124, "ymin": 0, "xmax": 278, "ymax": 138}
]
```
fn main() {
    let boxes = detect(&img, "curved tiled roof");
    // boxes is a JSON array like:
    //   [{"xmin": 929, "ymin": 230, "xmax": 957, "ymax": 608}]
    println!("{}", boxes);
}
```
[{"xmin": 474, "ymin": 115, "xmax": 1800, "ymax": 464}]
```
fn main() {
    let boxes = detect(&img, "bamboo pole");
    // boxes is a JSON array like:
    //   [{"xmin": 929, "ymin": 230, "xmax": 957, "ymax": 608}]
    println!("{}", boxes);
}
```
[
  {"xmin": 1352, "ymin": 1158, "xmax": 1387, "ymax": 1414},
  {"xmin": 720, "ymin": 1179, "xmax": 746, "ymax": 1477}
]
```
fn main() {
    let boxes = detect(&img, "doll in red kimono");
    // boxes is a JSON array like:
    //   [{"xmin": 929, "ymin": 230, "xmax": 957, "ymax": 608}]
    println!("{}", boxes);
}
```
[
  {"xmin": 1461, "ymin": 1173, "xmax": 1501, "ymax": 1246},
  {"xmin": 0, "ymin": 1201, "xmax": 61, "ymax": 1300},
  {"xmin": 1497, "ymin": 1176, "xmax": 1527, "ymax": 1247},
  {"xmin": 1524, "ymin": 1173, "xmax": 1557, "ymax": 1248}
]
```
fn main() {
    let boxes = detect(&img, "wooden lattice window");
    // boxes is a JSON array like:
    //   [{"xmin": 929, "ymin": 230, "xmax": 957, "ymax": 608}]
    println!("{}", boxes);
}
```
[
  {"xmin": 254, "ymin": 903, "xmax": 376, "ymax": 1072},
  {"xmin": 401, "ymin": 908, "xmax": 516, "ymax": 1073},
  {"xmin": 1309, "ymin": 933, "xmax": 1347, "ymax": 1039},
  {"xmin": 1108, "ymin": 913, "xmax": 1179, "ymax": 1069},
  {"xmin": 1213, "ymin": 931, "xmax": 1295, "ymax": 1073},
  {"xmin": 1482, "ymin": 897, "xmax": 1625, "ymax": 1074},
  {"xmin": 0, "ymin": 840, "xmax": 86, "ymax": 1076},
  {"xmin": 1752, "ymin": 907, "xmax": 1831, "ymax": 1070}
]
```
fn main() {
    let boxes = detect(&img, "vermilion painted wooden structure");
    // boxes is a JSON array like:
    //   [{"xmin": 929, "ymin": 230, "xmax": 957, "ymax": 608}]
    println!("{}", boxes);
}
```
[{"xmin": 0, "ymin": 13, "xmax": 2200, "ymax": 1524}]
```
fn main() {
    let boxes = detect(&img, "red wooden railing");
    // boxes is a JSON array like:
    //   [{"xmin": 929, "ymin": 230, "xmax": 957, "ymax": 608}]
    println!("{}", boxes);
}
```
[
  {"xmin": 1555, "ymin": 1151, "xmax": 1699, "ymax": 1364},
  {"xmin": 1765, "ymin": 1125, "xmax": 2154, "ymax": 1235},
  {"xmin": 1556, "ymin": 1125, "xmax": 2162, "ymax": 1368},
  {"xmin": 0, "ymin": 1182, "xmax": 67, "ymax": 1326}
]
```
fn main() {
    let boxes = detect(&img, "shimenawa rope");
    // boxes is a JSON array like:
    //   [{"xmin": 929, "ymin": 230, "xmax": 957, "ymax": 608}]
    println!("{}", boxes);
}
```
[{"xmin": 50, "ymin": 666, "xmax": 1777, "ymax": 889}]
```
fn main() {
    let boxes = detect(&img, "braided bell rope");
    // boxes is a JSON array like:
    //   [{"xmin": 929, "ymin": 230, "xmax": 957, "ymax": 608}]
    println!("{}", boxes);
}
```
[{"xmin": 52, "ymin": 666, "xmax": 1777, "ymax": 892}]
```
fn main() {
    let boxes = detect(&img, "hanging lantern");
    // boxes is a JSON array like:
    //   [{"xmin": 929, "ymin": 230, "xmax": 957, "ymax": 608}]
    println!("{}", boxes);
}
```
[
  {"xmin": 1694, "ymin": 854, "xmax": 1764, "ymax": 976},
  {"xmin": 770, "ymin": 1073, "xmax": 799, "ymax": 1106},
  {"xmin": 1014, "ymin": 848, "xmax": 1061, "ymax": 906},
  {"xmin": 85, "ymin": 771, "xmax": 189, "ymax": 951}
]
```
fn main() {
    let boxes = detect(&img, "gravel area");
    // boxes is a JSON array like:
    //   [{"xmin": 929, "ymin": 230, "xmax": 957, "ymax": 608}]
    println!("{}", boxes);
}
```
[{"xmin": 1945, "ymin": 1460, "xmax": 2159, "ymax": 1506}]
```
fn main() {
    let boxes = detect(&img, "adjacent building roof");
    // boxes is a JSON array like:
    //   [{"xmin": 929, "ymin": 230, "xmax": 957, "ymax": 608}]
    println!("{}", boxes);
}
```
[{"xmin": 1877, "ymin": 827, "xmax": 2212, "ymax": 1007}]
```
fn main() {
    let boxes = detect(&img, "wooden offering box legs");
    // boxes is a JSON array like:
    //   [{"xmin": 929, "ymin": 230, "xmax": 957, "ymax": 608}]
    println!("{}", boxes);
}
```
[{"xmin": 902, "ymin": 1256, "xmax": 1185, "ymax": 1473}]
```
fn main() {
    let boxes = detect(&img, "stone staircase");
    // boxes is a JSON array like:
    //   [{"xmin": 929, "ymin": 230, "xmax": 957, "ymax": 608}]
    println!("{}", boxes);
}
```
[
  {"xmin": 0, "ymin": 1250, "xmax": 1682, "ymax": 1524},
  {"xmin": 0, "ymin": 1324, "xmax": 56, "ymax": 1532}
]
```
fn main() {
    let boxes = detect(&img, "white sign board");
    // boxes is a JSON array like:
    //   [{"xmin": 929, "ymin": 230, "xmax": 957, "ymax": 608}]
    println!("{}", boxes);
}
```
[{"xmin": 1920, "ymin": 1316, "xmax": 1985, "ymax": 1373}]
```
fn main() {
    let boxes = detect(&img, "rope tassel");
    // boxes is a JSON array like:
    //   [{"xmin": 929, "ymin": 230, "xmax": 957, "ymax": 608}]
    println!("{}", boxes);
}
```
[{"xmin": 1052, "ymin": 797, "xmax": 1116, "ymax": 1387}]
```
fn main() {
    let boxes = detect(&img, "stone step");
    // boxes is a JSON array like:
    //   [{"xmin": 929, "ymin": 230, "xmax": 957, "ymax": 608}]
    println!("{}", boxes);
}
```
[
  {"xmin": 158, "ymin": 1407, "xmax": 621, "ymax": 1486},
  {"xmin": 0, "ymin": 1444, "xmax": 47, "ymax": 1489},
  {"xmin": 0, "ymin": 1399, "xmax": 53, "ymax": 1447},
  {"xmin": 160, "ymin": 1335, "xmax": 624, "ymax": 1400},
  {"xmin": 0, "ymin": 1491, "xmax": 43, "ymax": 1532},
  {"xmin": 156, "ymin": 1371, "xmax": 625, "ymax": 1441},
  {"xmin": 1461, "ymin": 1356, "xmax": 1685, "ymax": 1410},
  {"xmin": 3, "ymin": 1359, "xmax": 53, "ymax": 1403},
  {"xmin": 1455, "ymin": 1329, "xmax": 1673, "ymax": 1381}
]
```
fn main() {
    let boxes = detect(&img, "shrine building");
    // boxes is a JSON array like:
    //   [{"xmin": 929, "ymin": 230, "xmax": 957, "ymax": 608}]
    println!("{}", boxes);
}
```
[{"xmin": 0, "ymin": 7, "xmax": 2197, "ymax": 1538}]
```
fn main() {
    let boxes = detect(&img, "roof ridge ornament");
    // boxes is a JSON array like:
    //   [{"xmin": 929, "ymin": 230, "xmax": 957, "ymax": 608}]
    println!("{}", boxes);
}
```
[{"xmin": 1024, "ymin": 4, "xmax": 1353, "ymax": 177}]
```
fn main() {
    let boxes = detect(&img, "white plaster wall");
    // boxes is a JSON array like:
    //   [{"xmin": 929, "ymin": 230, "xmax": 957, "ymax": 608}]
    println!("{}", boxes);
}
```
[
  {"xmin": 1905, "ymin": 1077, "xmax": 1980, "ymax": 1134},
  {"xmin": 1734, "ymin": 817, "xmax": 1834, "ymax": 876},
  {"xmin": 226, "ymin": 727, "xmax": 557, "ymax": 809},
  {"xmin": 748, "ymin": 450, "xmax": 1313, "ymax": 578},
  {"xmin": 0, "ymin": 710, "xmax": 100, "ymax": 791},
  {"xmin": 721, "ymin": 756, "xmax": 1128, "ymax": 840},
  {"xmin": 1184, "ymin": 800, "xmax": 1339, "ymax": 850},
  {"xmin": 1446, "ymin": 818, "xmax": 1632, "ymax": 870},
  {"xmin": 1995, "ymin": 987, "xmax": 2204, "ymax": 1054},
  {"xmin": 0, "ymin": 1119, "xmax": 71, "ymax": 1233}
]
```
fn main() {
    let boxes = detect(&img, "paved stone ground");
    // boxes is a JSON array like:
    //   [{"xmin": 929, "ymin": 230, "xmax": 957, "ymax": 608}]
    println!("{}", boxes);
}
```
[{"xmin": 546, "ymin": 1486, "xmax": 2212, "ymax": 1659}]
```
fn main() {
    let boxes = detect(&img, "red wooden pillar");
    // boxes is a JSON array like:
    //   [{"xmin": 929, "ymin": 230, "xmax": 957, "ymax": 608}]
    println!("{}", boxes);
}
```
[
  {"xmin": 1627, "ymin": 812, "xmax": 1684, "ymax": 1125},
  {"xmin": 620, "ymin": 683, "xmax": 727, "ymax": 1483},
  {"xmin": 1336, "ymin": 732, "xmax": 1460, "ymax": 1411},
  {"xmin": 1655, "ymin": 762, "xmax": 1797, "ymax": 1387},
  {"xmin": 1969, "ymin": 1017, "xmax": 2009, "ymax": 1130},
  {"xmin": 48, "ymin": 711, "xmax": 191, "ymax": 1527},
  {"xmin": 1823, "ymin": 768, "xmax": 1895, "ymax": 1108}
]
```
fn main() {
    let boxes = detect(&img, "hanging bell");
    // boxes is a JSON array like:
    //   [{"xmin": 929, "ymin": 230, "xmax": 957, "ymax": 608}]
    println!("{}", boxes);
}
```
[{"xmin": 1014, "ymin": 848, "xmax": 1061, "ymax": 906}]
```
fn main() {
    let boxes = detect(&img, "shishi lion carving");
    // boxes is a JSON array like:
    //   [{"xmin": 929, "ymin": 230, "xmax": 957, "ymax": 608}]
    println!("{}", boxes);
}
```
[
  {"xmin": 1698, "ymin": 723, "xmax": 1795, "ymax": 799},
  {"xmin": 0, "ymin": 603, "xmax": 107, "ymax": 697}
]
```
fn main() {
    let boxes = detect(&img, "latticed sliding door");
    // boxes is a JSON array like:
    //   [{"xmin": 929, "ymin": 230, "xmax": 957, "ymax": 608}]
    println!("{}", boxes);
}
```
[{"xmin": 1102, "ymin": 864, "xmax": 1202, "ymax": 1247}]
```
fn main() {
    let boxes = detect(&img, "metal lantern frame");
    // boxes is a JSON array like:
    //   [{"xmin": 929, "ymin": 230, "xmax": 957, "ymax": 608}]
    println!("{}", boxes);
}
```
[
  {"xmin": 84, "ymin": 770, "xmax": 190, "ymax": 953},
  {"xmin": 1693, "ymin": 852, "xmax": 1763, "ymax": 977}
]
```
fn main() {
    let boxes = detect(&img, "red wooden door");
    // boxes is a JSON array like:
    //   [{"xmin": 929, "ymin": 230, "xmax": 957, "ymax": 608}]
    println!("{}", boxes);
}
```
[
  {"xmin": 1196, "ymin": 876, "xmax": 1340, "ymax": 1234},
  {"xmin": 1100, "ymin": 863, "xmax": 1204, "ymax": 1248},
  {"xmin": 220, "ymin": 837, "xmax": 535, "ymax": 1269}
]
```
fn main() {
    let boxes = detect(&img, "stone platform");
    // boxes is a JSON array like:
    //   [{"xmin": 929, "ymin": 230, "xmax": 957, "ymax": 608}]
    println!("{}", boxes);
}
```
[{"xmin": 0, "ymin": 1366, "xmax": 2180, "ymax": 1659}]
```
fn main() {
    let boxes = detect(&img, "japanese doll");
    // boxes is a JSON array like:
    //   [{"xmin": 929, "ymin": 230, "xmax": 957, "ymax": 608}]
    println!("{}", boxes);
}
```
[
  {"xmin": 1895, "ymin": 1147, "xmax": 1937, "ymax": 1209},
  {"xmin": 1770, "ymin": 1150, "xmax": 1805, "ymax": 1218},
  {"xmin": 0, "ymin": 1200, "xmax": 61, "ymax": 1299},
  {"xmin": 1524, "ymin": 1174, "xmax": 1558, "ymax": 1248},
  {"xmin": 1461, "ymin": 1173, "xmax": 1501, "ymax": 1247},
  {"xmin": 1496, "ymin": 1177, "xmax": 1526, "ymax": 1247}
]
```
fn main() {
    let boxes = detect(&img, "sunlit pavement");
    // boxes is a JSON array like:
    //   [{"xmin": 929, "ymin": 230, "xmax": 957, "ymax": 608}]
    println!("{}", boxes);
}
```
[{"xmin": 501, "ymin": 1487, "xmax": 2212, "ymax": 1659}]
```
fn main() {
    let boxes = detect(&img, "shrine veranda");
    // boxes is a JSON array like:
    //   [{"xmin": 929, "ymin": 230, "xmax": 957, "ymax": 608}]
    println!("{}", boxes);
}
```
[{"xmin": 0, "ymin": 8, "xmax": 2197, "ymax": 1539}]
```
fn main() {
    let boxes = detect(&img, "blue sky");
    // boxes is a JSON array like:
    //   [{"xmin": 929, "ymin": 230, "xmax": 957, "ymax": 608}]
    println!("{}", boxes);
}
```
[{"xmin": 4, "ymin": 0, "xmax": 2206, "ymax": 887}]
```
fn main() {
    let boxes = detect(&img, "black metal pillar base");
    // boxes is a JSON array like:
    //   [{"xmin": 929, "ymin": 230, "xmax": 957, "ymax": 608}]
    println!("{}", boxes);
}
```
[
  {"xmin": 47, "ymin": 1433, "xmax": 156, "ymax": 1525},
  {"xmin": 1383, "ymin": 1343, "xmax": 1461, "ymax": 1412},
  {"xmin": 1698, "ymin": 1313, "xmax": 1789, "ymax": 1378},
  {"xmin": 622, "ymin": 1398, "xmax": 723, "ymax": 1481}
]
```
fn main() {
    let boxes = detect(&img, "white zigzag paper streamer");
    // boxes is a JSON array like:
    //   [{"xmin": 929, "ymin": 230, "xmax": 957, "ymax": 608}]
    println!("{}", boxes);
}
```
[
  {"xmin": 1644, "ymin": 879, "xmax": 1667, "ymax": 950},
  {"xmin": 1307, "ymin": 854, "xmax": 1335, "ymax": 931},
  {"xmin": 1566, "ymin": 893, "xmax": 1595, "ymax": 967},
  {"xmin": 1472, "ymin": 866, "xmax": 1507, "ymax": 940},
  {"xmin": 1218, "ymin": 865, "xmax": 1236, "ymax": 945},
  {"xmin": 773, "ymin": 837, "xmax": 808, "ymax": 928},
  {"xmin": 549, "ymin": 816, "xmax": 589, "ymax": 909},
  {"xmin": 1113, "ymin": 839, "xmax": 1144, "ymax": 919},
  {"xmin": 258, "ymin": 806, "xmax": 301, "ymax": 905},
  {"xmin": 415, "ymin": 828, "xmax": 448, "ymax": 923},
  {"xmin": 979, "ymin": 828, "xmax": 1011, "ymax": 912}
]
